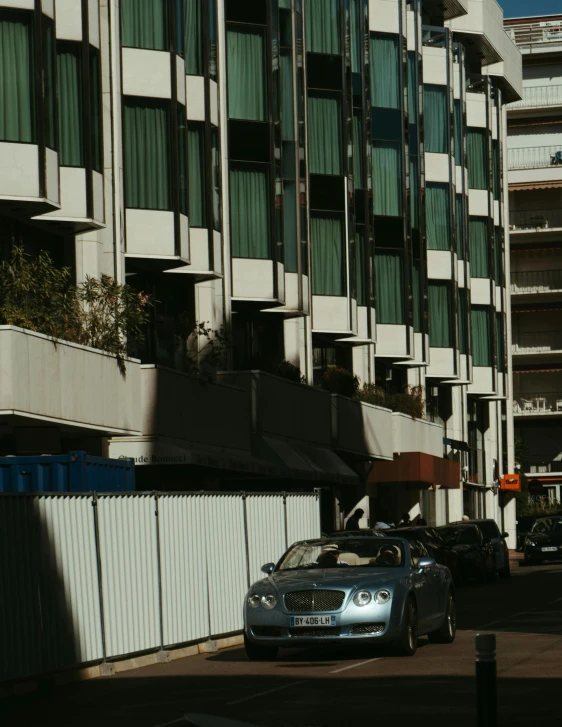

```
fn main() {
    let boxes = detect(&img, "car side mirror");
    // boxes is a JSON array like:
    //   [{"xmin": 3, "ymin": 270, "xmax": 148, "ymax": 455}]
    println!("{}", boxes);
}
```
[
  {"xmin": 261, "ymin": 562, "xmax": 275, "ymax": 575},
  {"xmin": 417, "ymin": 557, "xmax": 436, "ymax": 572},
  {"xmin": 502, "ymin": 532, "xmax": 509, "ymax": 539}
]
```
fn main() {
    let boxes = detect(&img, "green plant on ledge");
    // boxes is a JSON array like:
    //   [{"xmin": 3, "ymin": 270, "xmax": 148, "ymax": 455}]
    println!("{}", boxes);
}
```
[
  {"xmin": 357, "ymin": 383, "xmax": 425, "ymax": 419},
  {"xmin": 0, "ymin": 246, "xmax": 152, "ymax": 374},
  {"xmin": 320, "ymin": 366, "xmax": 360, "ymax": 398}
]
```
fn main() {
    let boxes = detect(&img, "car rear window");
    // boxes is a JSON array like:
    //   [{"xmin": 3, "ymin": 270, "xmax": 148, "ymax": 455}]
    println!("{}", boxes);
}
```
[{"xmin": 478, "ymin": 521, "xmax": 500, "ymax": 539}]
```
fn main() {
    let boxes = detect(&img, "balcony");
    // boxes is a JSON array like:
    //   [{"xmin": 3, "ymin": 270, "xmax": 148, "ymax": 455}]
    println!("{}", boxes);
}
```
[
  {"xmin": 509, "ymin": 84, "xmax": 562, "ymax": 110},
  {"xmin": 509, "ymin": 208, "xmax": 562, "ymax": 231},
  {"xmin": 508, "ymin": 146, "xmax": 562, "ymax": 171},
  {"xmin": 512, "ymin": 331, "xmax": 562, "ymax": 356},
  {"xmin": 513, "ymin": 392, "xmax": 562, "ymax": 417},
  {"xmin": 511, "ymin": 269, "xmax": 562, "ymax": 295},
  {"xmin": 331, "ymin": 395, "xmax": 393, "ymax": 461}
]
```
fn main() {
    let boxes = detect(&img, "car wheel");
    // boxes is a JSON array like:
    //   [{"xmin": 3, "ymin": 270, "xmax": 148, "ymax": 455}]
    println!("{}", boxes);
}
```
[
  {"xmin": 244, "ymin": 635, "xmax": 278, "ymax": 662},
  {"xmin": 429, "ymin": 591, "xmax": 456, "ymax": 644},
  {"xmin": 395, "ymin": 598, "xmax": 417, "ymax": 656}
]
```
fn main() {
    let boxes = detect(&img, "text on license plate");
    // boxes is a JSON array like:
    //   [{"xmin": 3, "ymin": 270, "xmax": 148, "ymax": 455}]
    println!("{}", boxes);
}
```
[
  {"xmin": 290, "ymin": 615, "xmax": 336, "ymax": 627},
  {"xmin": 541, "ymin": 546, "xmax": 558, "ymax": 552}
]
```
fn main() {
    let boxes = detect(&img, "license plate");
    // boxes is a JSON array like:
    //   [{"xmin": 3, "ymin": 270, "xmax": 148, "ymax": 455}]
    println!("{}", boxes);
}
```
[
  {"xmin": 290, "ymin": 615, "xmax": 337, "ymax": 627},
  {"xmin": 541, "ymin": 546, "xmax": 558, "ymax": 552}
]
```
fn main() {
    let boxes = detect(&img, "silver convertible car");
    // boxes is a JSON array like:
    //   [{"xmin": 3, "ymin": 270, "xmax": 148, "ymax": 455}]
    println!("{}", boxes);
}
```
[{"xmin": 244, "ymin": 536, "xmax": 456, "ymax": 659}]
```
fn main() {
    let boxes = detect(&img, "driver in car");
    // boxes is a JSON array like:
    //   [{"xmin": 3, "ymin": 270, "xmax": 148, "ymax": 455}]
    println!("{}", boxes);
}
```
[
  {"xmin": 315, "ymin": 544, "xmax": 349, "ymax": 568},
  {"xmin": 371, "ymin": 545, "xmax": 400, "ymax": 567}
]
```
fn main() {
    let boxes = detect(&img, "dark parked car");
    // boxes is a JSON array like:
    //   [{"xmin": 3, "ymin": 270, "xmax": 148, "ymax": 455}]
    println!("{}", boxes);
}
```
[
  {"xmin": 386, "ymin": 527, "xmax": 462, "ymax": 584},
  {"xmin": 523, "ymin": 516, "xmax": 562, "ymax": 564},
  {"xmin": 329, "ymin": 529, "xmax": 385, "ymax": 538},
  {"xmin": 447, "ymin": 519, "xmax": 510, "ymax": 577},
  {"xmin": 437, "ymin": 524, "xmax": 496, "ymax": 583}
]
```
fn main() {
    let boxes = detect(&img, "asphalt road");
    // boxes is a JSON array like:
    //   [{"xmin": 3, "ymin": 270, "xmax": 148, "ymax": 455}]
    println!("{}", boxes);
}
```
[{"xmin": 4, "ymin": 556, "xmax": 562, "ymax": 727}]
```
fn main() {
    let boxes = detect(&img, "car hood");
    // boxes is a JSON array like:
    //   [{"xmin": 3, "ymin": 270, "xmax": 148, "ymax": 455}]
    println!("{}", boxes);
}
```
[{"xmin": 253, "ymin": 567, "xmax": 406, "ymax": 594}]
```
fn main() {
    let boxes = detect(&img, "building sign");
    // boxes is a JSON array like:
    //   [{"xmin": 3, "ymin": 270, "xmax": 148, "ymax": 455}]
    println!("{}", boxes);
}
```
[{"xmin": 499, "ymin": 474, "xmax": 521, "ymax": 492}]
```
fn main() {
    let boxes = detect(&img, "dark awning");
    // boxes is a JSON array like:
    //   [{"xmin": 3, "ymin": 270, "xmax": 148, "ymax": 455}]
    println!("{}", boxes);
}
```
[{"xmin": 443, "ymin": 437, "xmax": 470, "ymax": 452}]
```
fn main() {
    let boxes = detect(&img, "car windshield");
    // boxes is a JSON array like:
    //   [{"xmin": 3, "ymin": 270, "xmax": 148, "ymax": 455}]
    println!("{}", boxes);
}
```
[
  {"xmin": 277, "ymin": 538, "xmax": 405, "ymax": 570},
  {"xmin": 440, "ymin": 526, "xmax": 478, "ymax": 545},
  {"xmin": 531, "ymin": 518, "xmax": 562, "ymax": 534},
  {"xmin": 477, "ymin": 521, "xmax": 500, "ymax": 539}
]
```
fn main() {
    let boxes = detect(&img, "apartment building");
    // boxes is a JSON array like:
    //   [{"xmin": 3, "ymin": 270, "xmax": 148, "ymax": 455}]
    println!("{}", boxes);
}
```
[
  {"xmin": 505, "ymin": 14, "xmax": 562, "ymax": 501},
  {"xmin": 0, "ymin": 0, "xmax": 520, "ymax": 533}
]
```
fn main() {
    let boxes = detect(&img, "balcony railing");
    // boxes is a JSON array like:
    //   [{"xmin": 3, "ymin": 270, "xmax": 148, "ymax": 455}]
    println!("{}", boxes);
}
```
[
  {"xmin": 507, "ymin": 21, "xmax": 562, "ymax": 50},
  {"xmin": 511, "ymin": 269, "xmax": 562, "ymax": 295},
  {"xmin": 509, "ymin": 208, "xmax": 562, "ymax": 230},
  {"xmin": 512, "ymin": 331, "xmax": 562, "ymax": 354},
  {"xmin": 507, "ymin": 146, "xmax": 562, "ymax": 171},
  {"xmin": 422, "ymin": 26, "xmax": 447, "ymax": 48},
  {"xmin": 513, "ymin": 392, "xmax": 562, "ymax": 415},
  {"xmin": 509, "ymin": 84, "xmax": 562, "ymax": 109}
]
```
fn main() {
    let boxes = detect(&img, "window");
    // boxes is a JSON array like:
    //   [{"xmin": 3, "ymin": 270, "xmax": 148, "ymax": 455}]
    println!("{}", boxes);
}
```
[
  {"xmin": 424, "ymin": 85, "xmax": 447, "ymax": 154},
  {"xmin": 124, "ymin": 101, "xmax": 171, "ymax": 210},
  {"xmin": 178, "ymin": 107, "xmax": 187, "ymax": 215},
  {"xmin": 469, "ymin": 217, "xmax": 489, "ymax": 278},
  {"xmin": 350, "ymin": 0, "xmax": 362, "ymax": 72},
  {"xmin": 187, "ymin": 123, "xmax": 206, "ymax": 226},
  {"xmin": 90, "ymin": 51, "xmax": 102, "ymax": 172},
  {"xmin": 458, "ymin": 288, "xmax": 468, "ymax": 354},
  {"xmin": 227, "ymin": 28, "xmax": 266, "ymax": 121},
  {"xmin": 211, "ymin": 127, "xmax": 220, "ymax": 230},
  {"xmin": 426, "ymin": 183, "xmax": 450, "ymax": 250},
  {"xmin": 428, "ymin": 282, "xmax": 452, "ymax": 347},
  {"xmin": 370, "ymin": 33, "xmax": 400, "ymax": 109},
  {"xmin": 57, "ymin": 45, "xmax": 83, "ymax": 166},
  {"xmin": 410, "ymin": 155, "xmax": 419, "ymax": 228},
  {"xmin": 308, "ymin": 94, "xmax": 342, "ymax": 175},
  {"xmin": 311, "ymin": 214, "xmax": 345, "ymax": 295},
  {"xmin": 184, "ymin": 0, "xmax": 203, "ymax": 74},
  {"xmin": 121, "ymin": 0, "xmax": 167, "ymax": 50},
  {"xmin": 284, "ymin": 181, "xmax": 298, "ymax": 272},
  {"xmin": 496, "ymin": 313, "xmax": 504, "ymax": 372},
  {"xmin": 407, "ymin": 52, "xmax": 417, "ymax": 120},
  {"xmin": 494, "ymin": 226, "xmax": 502, "ymax": 285},
  {"xmin": 467, "ymin": 129, "xmax": 486, "ymax": 190},
  {"xmin": 455, "ymin": 194, "xmax": 464, "ymax": 258},
  {"xmin": 472, "ymin": 306, "xmax": 492, "ymax": 367},
  {"xmin": 0, "ymin": 13, "xmax": 34, "ymax": 143},
  {"xmin": 281, "ymin": 51, "xmax": 295, "ymax": 141},
  {"xmin": 492, "ymin": 139, "xmax": 499, "ymax": 201},
  {"xmin": 355, "ymin": 225, "xmax": 365, "ymax": 305},
  {"xmin": 230, "ymin": 165, "xmax": 270, "ymax": 258},
  {"xmin": 208, "ymin": 0, "xmax": 217, "ymax": 79},
  {"xmin": 453, "ymin": 99, "xmax": 462, "ymax": 165},
  {"xmin": 43, "ymin": 23, "xmax": 55, "ymax": 150},
  {"xmin": 375, "ymin": 251, "xmax": 405, "ymax": 324},
  {"xmin": 305, "ymin": 0, "xmax": 341, "ymax": 55},
  {"xmin": 352, "ymin": 111, "xmax": 364, "ymax": 189},
  {"xmin": 413, "ymin": 258, "xmax": 422, "ymax": 332},
  {"xmin": 373, "ymin": 141, "xmax": 402, "ymax": 216}
]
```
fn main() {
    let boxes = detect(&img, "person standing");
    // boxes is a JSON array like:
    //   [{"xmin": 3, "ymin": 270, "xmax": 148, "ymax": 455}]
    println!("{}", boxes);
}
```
[{"xmin": 345, "ymin": 508, "xmax": 364, "ymax": 530}]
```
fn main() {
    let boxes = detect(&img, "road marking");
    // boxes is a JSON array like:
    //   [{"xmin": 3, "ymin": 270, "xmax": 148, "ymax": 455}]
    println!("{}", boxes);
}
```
[
  {"xmin": 226, "ymin": 680, "xmax": 306, "ymax": 706},
  {"xmin": 330, "ymin": 657, "xmax": 381, "ymax": 674}
]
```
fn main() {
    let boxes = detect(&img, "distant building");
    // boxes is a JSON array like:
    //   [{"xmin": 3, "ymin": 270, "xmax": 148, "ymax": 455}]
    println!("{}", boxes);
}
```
[{"xmin": 505, "ymin": 14, "xmax": 562, "ymax": 501}]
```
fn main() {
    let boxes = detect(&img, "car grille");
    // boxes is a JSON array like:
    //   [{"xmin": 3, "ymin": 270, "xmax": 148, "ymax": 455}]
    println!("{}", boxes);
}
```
[
  {"xmin": 251, "ymin": 626, "xmax": 284, "ymax": 638},
  {"xmin": 284, "ymin": 590, "xmax": 345, "ymax": 612},
  {"xmin": 289, "ymin": 627, "xmax": 342, "ymax": 638},
  {"xmin": 350, "ymin": 623, "xmax": 385, "ymax": 635}
]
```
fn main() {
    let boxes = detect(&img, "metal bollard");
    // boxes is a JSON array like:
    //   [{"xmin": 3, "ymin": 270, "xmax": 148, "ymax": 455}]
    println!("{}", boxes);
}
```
[{"xmin": 475, "ymin": 633, "xmax": 497, "ymax": 727}]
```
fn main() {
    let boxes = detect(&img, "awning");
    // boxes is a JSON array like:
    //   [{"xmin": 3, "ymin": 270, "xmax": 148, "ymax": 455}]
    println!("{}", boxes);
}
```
[
  {"xmin": 368, "ymin": 453, "xmax": 461, "ymax": 489},
  {"xmin": 510, "ymin": 181, "xmax": 562, "ymax": 191},
  {"xmin": 443, "ymin": 437, "xmax": 470, "ymax": 452},
  {"xmin": 255, "ymin": 435, "xmax": 359, "ymax": 486}
]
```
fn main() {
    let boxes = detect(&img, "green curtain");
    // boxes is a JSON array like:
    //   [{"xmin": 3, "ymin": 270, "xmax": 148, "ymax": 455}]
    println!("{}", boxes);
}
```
[
  {"xmin": 373, "ymin": 142, "xmax": 402, "ymax": 216},
  {"xmin": 407, "ymin": 52, "xmax": 417, "ymax": 120},
  {"xmin": 496, "ymin": 313, "xmax": 504, "ymax": 372},
  {"xmin": 311, "ymin": 215, "xmax": 345, "ymax": 296},
  {"xmin": 227, "ymin": 29, "xmax": 266, "ymax": 121},
  {"xmin": 469, "ymin": 217, "xmax": 489, "ymax": 278},
  {"xmin": 188, "ymin": 124, "xmax": 206, "ymax": 226},
  {"xmin": 124, "ymin": 103, "xmax": 170, "ymax": 210},
  {"xmin": 424, "ymin": 85, "xmax": 448, "ymax": 154},
  {"xmin": 375, "ymin": 251, "xmax": 405, "ymax": 324},
  {"xmin": 211, "ymin": 128, "xmax": 220, "ymax": 230},
  {"xmin": 413, "ymin": 258, "xmax": 422, "ymax": 332},
  {"xmin": 428, "ymin": 282, "xmax": 452, "ymax": 347},
  {"xmin": 178, "ymin": 107, "xmax": 187, "ymax": 215},
  {"xmin": 454, "ymin": 99, "xmax": 462, "ymax": 166},
  {"xmin": 308, "ymin": 95, "xmax": 342, "ymax": 175},
  {"xmin": 410, "ymin": 155, "xmax": 418, "ymax": 228},
  {"xmin": 353, "ymin": 112, "xmax": 363, "ymax": 189},
  {"xmin": 458, "ymin": 288, "xmax": 467, "ymax": 354},
  {"xmin": 185, "ymin": 0, "xmax": 203, "ymax": 74},
  {"xmin": 492, "ymin": 139, "xmax": 499, "ymax": 201},
  {"xmin": 44, "ymin": 25, "xmax": 55, "ymax": 150},
  {"xmin": 57, "ymin": 48, "xmax": 83, "ymax": 166},
  {"xmin": 305, "ymin": 0, "xmax": 340, "ymax": 55},
  {"xmin": 284, "ymin": 181, "xmax": 298, "ymax": 272},
  {"xmin": 455, "ymin": 194, "xmax": 464, "ymax": 258},
  {"xmin": 355, "ymin": 226, "xmax": 365, "ymax": 305},
  {"xmin": 230, "ymin": 167, "xmax": 270, "ymax": 258},
  {"xmin": 90, "ymin": 52, "xmax": 102, "ymax": 172},
  {"xmin": 494, "ymin": 227, "xmax": 502, "ymax": 285},
  {"xmin": 350, "ymin": 0, "xmax": 362, "ymax": 72},
  {"xmin": 208, "ymin": 0, "xmax": 217, "ymax": 79},
  {"xmin": 371, "ymin": 33, "xmax": 400, "ymax": 109},
  {"xmin": 121, "ymin": 0, "xmax": 167, "ymax": 50},
  {"xmin": 467, "ymin": 129, "xmax": 487, "ymax": 190},
  {"xmin": 0, "ymin": 16, "xmax": 34, "ymax": 143},
  {"xmin": 281, "ymin": 52, "xmax": 295, "ymax": 141},
  {"xmin": 472, "ymin": 306, "xmax": 492, "ymax": 366},
  {"xmin": 426, "ymin": 183, "xmax": 450, "ymax": 250}
]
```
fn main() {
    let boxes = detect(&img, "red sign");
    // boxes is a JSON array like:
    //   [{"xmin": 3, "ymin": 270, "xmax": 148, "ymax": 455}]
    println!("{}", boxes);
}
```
[{"xmin": 500, "ymin": 474, "xmax": 521, "ymax": 492}]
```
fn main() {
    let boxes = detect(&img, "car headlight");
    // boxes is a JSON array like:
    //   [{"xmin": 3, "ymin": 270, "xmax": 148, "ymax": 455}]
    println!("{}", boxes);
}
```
[
  {"xmin": 374, "ymin": 589, "xmax": 391, "ymax": 605},
  {"xmin": 353, "ymin": 590, "xmax": 372, "ymax": 607},
  {"xmin": 261, "ymin": 594, "xmax": 277, "ymax": 610},
  {"xmin": 526, "ymin": 539, "xmax": 537, "ymax": 547},
  {"xmin": 247, "ymin": 594, "xmax": 261, "ymax": 608}
]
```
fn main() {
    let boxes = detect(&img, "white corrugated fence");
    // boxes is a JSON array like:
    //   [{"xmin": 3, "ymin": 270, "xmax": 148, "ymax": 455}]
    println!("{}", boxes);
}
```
[{"xmin": 0, "ymin": 490, "xmax": 320, "ymax": 682}]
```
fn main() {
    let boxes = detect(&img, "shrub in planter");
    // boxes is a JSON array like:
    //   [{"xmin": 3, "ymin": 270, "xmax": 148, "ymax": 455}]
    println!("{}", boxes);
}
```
[
  {"xmin": 386, "ymin": 385, "xmax": 425, "ymax": 418},
  {"xmin": 320, "ymin": 366, "xmax": 359, "ymax": 398},
  {"xmin": 276, "ymin": 360, "xmax": 303, "ymax": 384},
  {"xmin": 357, "ymin": 384, "xmax": 386, "ymax": 407}
]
